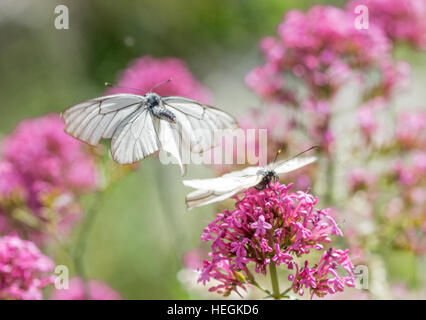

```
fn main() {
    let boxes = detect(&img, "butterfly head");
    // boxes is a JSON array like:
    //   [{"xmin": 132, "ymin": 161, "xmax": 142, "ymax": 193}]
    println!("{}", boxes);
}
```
[{"xmin": 146, "ymin": 92, "xmax": 161, "ymax": 107}]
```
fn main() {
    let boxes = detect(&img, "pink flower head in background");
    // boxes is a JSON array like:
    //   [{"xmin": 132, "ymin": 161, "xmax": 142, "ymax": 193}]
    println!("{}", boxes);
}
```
[
  {"xmin": 347, "ymin": 168, "xmax": 377, "ymax": 192},
  {"xmin": 357, "ymin": 97, "xmax": 386, "ymax": 142},
  {"xmin": 199, "ymin": 182, "xmax": 354, "ymax": 298},
  {"xmin": 246, "ymin": 5, "xmax": 391, "ymax": 101},
  {"xmin": 0, "ymin": 234, "xmax": 54, "ymax": 300},
  {"xmin": 0, "ymin": 161, "xmax": 25, "ymax": 200},
  {"xmin": 347, "ymin": 0, "xmax": 426, "ymax": 49},
  {"xmin": 237, "ymin": 105, "xmax": 296, "ymax": 165},
  {"xmin": 396, "ymin": 111, "xmax": 426, "ymax": 149},
  {"xmin": 0, "ymin": 114, "xmax": 98, "ymax": 240},
  {"xmin": 51, "ymin": 277, "xmax": 121, "ymax": 300},
  {"xmin": 2, "ymin": 114, "xmax": 98, "ymax": 198},
  {"xmin": 107, "ymin": 56, "xmax": 211, "ymax": 103}
]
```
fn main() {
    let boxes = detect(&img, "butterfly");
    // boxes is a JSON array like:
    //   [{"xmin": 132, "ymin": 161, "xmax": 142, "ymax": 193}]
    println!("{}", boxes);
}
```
[
  {"xmin": 183, "ymin": 148, "xmax": 317, "ymax": 209},
  {"xmin": 61, "ymin": 82, "xmax": 238, "ymax": 175}
]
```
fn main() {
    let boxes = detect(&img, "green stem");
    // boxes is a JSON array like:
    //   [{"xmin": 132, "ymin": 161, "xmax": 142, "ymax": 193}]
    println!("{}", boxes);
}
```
[
  {"xmin": 73, "ymin": 190, "xmax": 105, "ymax": 299},
  {"xmin": 324, "ymin": 154, "xmax": 335, "ymax": 205},
  {"xmin": 269, "ymin": 262, "xmax": 280, "ymax": 300},
  {"xmin": 280, "ymin": 286, "xmax": 292, "ymax": 297},
  {"xmin": 248, "ymin": 279, "xmax": 272, "ymax": 297}
]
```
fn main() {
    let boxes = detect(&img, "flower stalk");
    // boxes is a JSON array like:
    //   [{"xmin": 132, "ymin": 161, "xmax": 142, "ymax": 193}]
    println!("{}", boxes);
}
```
[{"xmin": 269, "ymin": 262, "xmax": 280, "ymax": 300}]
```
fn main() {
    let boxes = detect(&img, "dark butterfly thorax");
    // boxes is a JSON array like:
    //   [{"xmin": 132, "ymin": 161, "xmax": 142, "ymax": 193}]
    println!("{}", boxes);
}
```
[
  {"xmin": 145, "ymin": 93, "xmax": 177, "ymax": 123},
  {"xmin": 255, "ymin": 169, "xmax": 279, "ymax": 190}
]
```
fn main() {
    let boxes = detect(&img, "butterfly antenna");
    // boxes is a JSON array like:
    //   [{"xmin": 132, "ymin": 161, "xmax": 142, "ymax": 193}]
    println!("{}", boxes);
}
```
[
  {"xmin": 104, "ymin": 82, "xmax": 145, "ymax": 94},
  {"xmin": 273, "ymin": 149, "xmax": 282, "ymax": 163},
  {"xmin": 148, "ymin": 77, "xmax": 173, "ymax": 93},
  {"xmin": 287, "ymin": 145, "xmax": 319, "ymax": 161}
]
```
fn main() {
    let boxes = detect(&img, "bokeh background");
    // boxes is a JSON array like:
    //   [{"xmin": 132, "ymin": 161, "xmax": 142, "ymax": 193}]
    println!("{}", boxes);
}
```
[{"xmin": 0, "ymin": 0, "xmax": 425, "ymax": 299}]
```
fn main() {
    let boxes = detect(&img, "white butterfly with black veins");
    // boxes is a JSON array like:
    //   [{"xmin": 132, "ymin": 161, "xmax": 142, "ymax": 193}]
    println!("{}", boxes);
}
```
[
  {"xmin": 183, "ymin": 149, "xmax": 317, "ymax": 209},
  {"xmin": 61, "ymin": 85, "xmax": 237, "ymax": 175}
]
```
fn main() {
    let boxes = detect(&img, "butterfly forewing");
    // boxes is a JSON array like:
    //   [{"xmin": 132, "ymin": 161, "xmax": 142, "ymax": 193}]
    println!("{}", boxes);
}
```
[
  {"xmin": 62, "ymin": 94, "xmax": 144, "ymax": 146},
  {"xmin": 269, "ymin": 156, "xmax": 317, "ymax": 174}
]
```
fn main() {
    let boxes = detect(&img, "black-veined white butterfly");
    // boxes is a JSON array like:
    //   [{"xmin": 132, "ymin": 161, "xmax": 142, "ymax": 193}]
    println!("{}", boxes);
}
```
[
  {"xmin": 61, "ymin": 81, "xmax": 238, "ymax": 175},
  {"xmin": 183, "ymin": 147, "xmax": 317, "ymax": 209}
]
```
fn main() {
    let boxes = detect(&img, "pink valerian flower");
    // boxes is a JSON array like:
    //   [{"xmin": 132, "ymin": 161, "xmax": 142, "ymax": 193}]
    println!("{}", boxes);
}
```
[
  {"xmin": 347, "ymin": 0, "xmax": 426, "ymax": 49},
  {"xmin": 246, "ymin": 5, "xmax": 391, "ymax": 102},
  {"xmin": 250, "ymin": 215, "xmax": 272, "ymax": 237},
  {"xmin": 347, "ymin": 168, "xmax": 377, "ymax": 192},
  {"xmin": 392, "ymin": 152, "xmax": 426, "ymax": 187},
  {"xmin": 0, "ymin": 234, "xmax": 55, "ymax": 300},
  {"xmin": 198, "ymin": 182, "xmax": 354, "ymax": 298},
  {"xmin": 396, "ymin": 111, "xmax": 426, "ymax": 149},
  {"xmin": 106, "ymin": 56, "xmax": 211, "ymax": 103},
  {"xmin": 245, "ymin": 64, "xmax": 290, "ymax": 102},
  {"xmin": 0, "ymin": 161, "xmax": 25, "ymax": 201},
  {"xmin": 0, "ymin": 114, "xmax": 98, "ymax": 240},
  {"xmin": 289, "ymin": 249, "xmax": 355, "ymax": 298},
  {"xmin": 2, "ymin": 114, "xmax": 98, "ymax": 200},
  {"xmin": 236, "ymin": 105, "xmax": 297, "ymax": 166},
  {"xmin": 244, "ymin": 5, "xmax": 409, "ymax": 153},
  {"xmin": 357, "ymin": 97, "xmax": 387, "ymax": 142},
  {"xmin": 51, "ymin": 277, "xmax": 121, "ymax": 300}
]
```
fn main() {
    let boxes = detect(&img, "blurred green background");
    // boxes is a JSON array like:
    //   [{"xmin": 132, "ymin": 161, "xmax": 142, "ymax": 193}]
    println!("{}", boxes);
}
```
[{"xmin": 0, "ymin": 0, "xmax": 425, "ymax": 299}]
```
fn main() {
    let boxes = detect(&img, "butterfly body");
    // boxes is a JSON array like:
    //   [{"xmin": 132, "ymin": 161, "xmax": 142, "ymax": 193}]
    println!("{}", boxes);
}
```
[
  {"xmin": 255, "ymin": 169, "xmax": 279, "ymax": 190},
  {"xmin": 146, "ymin": 93, "xmax": 177, "ymax": 123}
]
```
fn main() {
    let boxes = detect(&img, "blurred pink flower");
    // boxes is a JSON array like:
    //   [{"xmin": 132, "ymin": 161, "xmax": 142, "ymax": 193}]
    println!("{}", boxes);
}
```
[
  {"xmin": 245, "ymin": 64, "xmax": 287, "ymax": 101},
  {"xmin": 237, "ymin": 105, "xmax": 295, "ymax": 164},
  {"xmin": 396, "ymin": 111, "xmax": 426, "ymax": 149},
  {"xmin": 51, "ymin": 277, "xmax": 121, "ymax": 300},
  {"xmin": 357, "ymin": 98, "xmax": 386, "ymax": 142},
  {"xmin": 107, "ymin": 56, "xmax": 211, "ymax": 103},
  {"xmin": 0, "ymin": 234, "xmax": 54, "ymax": 300},
  {"xmin": 182, "ymin": 249, "xmax": 204, "ymax": 270},
  {"xmin": 347, "ymin": 0, "xmax": 426, "ymax": 49},
  {"xmin": 247, "ymin": 5, "xmax": 391, "ymax": 101},
  {"xmin": 347, "ymin": 168, "xmax": 377, "ymax": 192},
  {"xmin": 199, "ymin": 182, "xmax": 354, "ymax": 298},
  {"xmin": 0, "ymin": 161, "xmax": 25, "ymax": 200},
  {"xmin": 2, "ymin": 114, "xmax": 98, "ymax": 198},
  {"xmin": 0, "ymin": 114, "xmax": 98, "ymax": 240}
]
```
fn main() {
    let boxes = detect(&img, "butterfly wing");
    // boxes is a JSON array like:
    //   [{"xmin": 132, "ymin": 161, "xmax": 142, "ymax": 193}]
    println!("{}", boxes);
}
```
[
  {"xmin": 183, "ymin": 165, "xmax": 263, "ymax": 209},
  {"xmin": 184, "ymin": 175, "xmax": 262, "ymax": 210},
  {"xmin": 110, "ymin": 108, "xmax": 161, "ymax": 164},
  {"xmin": 62, "ymin": 94, "xmax": 145, "ymax": 146},
  {"xmin": 157, "ymin": 119, "xmax": 186, "ymax": 175},
  {"xmin": 162, "ymin": 96, "xmax": 238, "ymax": 153},
  {"xmin": 269, "ymin": 156, "xmax": 317, "ymax": 174}
]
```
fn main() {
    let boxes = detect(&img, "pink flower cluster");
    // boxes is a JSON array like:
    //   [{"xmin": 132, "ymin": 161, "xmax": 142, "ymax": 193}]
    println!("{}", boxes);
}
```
[
  {"xmin": 199, "ymin": 182, "xmax": 354, "ymax": 298},
  {"xmin": 347, "ymin": 0, "xmax": 426, "ymax": 49},
  {"xmin": 0, "ymin": 234, "xmax": 54, "ymax": 300},
  {"xmin": 51, "ymin": 277, "xmax": 121, "ymax": 300},
  {"xmin": 396, "ymin": 111, "xmax": 426, "ymax": 149},
  {"xmin": 244, "ymin": 5, "xmax": 408, "ymax": 153},
  {"xmin": 246, "ymin": 6, "xmax": 391, "ymax": 101},
  {"xmin": 0, "ymin": 114, "xmax": 98, "ymax": 239},
  {"xmin": 107, "ymin": 56, "xmax": 211, "ymax": 102},
  {"xmin": 347, "ymin": 168, "xmax": 377, "ymax": 192},
  {"xmin": 237, "ymin": 106, "xmax": 295, "ymax": 164}
]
